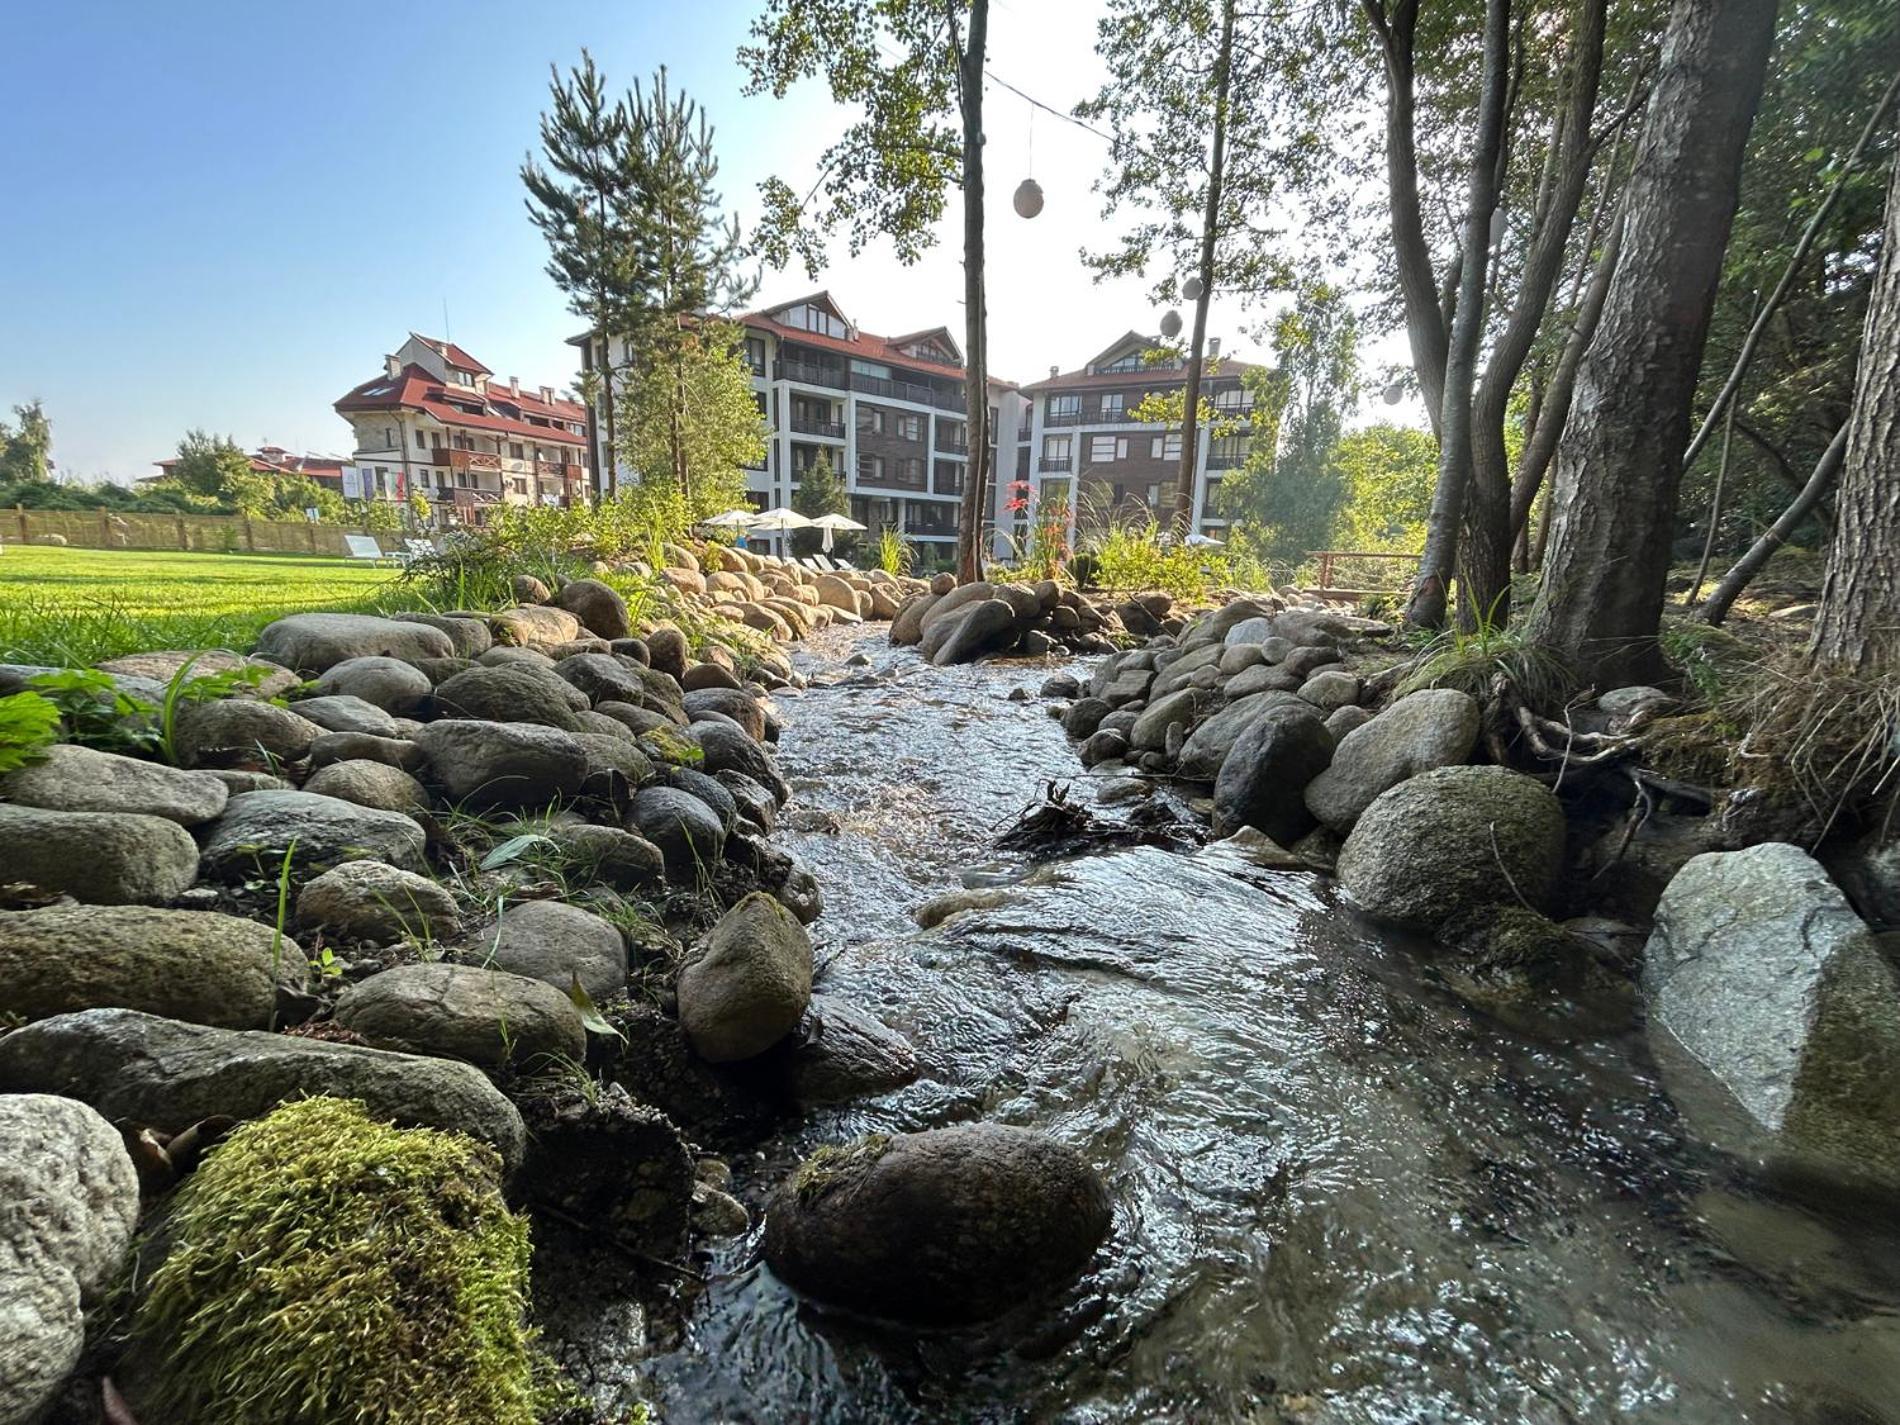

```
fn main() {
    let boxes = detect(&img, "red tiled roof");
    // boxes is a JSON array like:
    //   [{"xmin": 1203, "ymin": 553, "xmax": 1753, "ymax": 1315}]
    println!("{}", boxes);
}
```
[
  {"xmin": 741, "ymin": 309, "xmax": 966, "ymax": 381},
  {"xmin": 415, "ymin": 334, "xmax": 493, "ymax": 375},
  {"xmin": 335, "ymin": 365, "xmax": 586, "ymax": 446}
]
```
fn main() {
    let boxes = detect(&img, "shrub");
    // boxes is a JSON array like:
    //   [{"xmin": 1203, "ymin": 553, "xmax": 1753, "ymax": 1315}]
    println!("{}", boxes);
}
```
[{"xmin": 129, "ymin": 1097, "xmax": 542, "ymax": 1425}]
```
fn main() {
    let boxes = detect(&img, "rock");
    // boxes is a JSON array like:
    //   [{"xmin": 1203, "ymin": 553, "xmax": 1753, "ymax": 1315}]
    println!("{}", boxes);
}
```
[
  {"xmin": 307, "ymin": 730, "xmax": 425, "ymax": 773},
  {"xmin": 1223, "ymin": 616, "xmax": 1274, "ymax": 646},
  {"xmin": 716, "ymin": 769, "xmax": 779, "ymax": 832},
  {"xmin": 1175, "ymin": 691, "xmax": 1305, "ymax": 782},
  {"xmin": 335, "ymin": 962, "xmax": 586, "ymax": 1070},
  {"xmin": 676, "ymin": 892, "xmax": 813, "ymax": 1063},
  {"xmin": 1829, "ymin": 830, "xmax": 1900, "ymax": 930},
  {"xmin": 1130, "ymin": 688, "xmax": 1202, "ymax": 752},
  {"xmin": 198, "ymin": 789, "xmax": 426, "ymax": 879},
  {"xmin": 393, "ymin": 612, "xmax": 493, "ymax": 658},
  {"xmin": 478, "ymin": 645, "xmax": 555, "ymax": 671},
  {"xmin": 1211, "ymin": 704, "xmax": 1335, "ymax": 843},
  {"xmin": 593, "ymin": 701, "xmax": 677, "ymax": 739},
  {"xmin": 1281, "ymin": 645, "xmax": 1341, "ymax": 679},
  {"xmin": 0, "ymin": 804, "xmax": 198, "ymax": 905},
  {"xmin": 764, "ymin": 1124, "xmax": 1110, "ymax": 1325},
  {"xmin": 289, "ymin": 694, "xmax": 400, "ymax": 737},
  {"xmin": 0, "ymin": 743, "xmax": 227, "ymax": 825},
  {"xmin": 467, "ymin": 900, "xmax": 627, "ymax": 1004},
  {"xmin": 681, "ymin": 662, "xmax": 742, "ymax": 692},
  {"xmin": 0, "ymin": 1009, "xmax": 527, "ymax": 1173},
  {"xmin": 569, "ymin": 732, "xmax": 653, "ymax": 800},
  {"xmin": 642, "ymin": 625, "xmax": 690, "ymax": 680},
  {"xmin": 433, "ymin": 663, "xmax": 587, "ymax": 731},
  {"xmin": 549, "ymin": 652, "xmax": 645, "ymax": 709},
  {"xmin": 96, "ymin": 649, "xmax": 299, "ymax": 700},
  {"xmin": 629, "ymin": 785, "xmax": 727, "ymax": 879},
  {"xmin": 205, "ymin": 769, "xmax": 294, "ymax": 795},
  {"xmin": 491, "ymin": 604, "xmax": 582, "ymax": 652},
  {"xmin": 301, "ymin": 759, "xmax": 431, "ymax": 816},
  {"xmin": 786, "ymin": 995, "xmax": 920, "ymax": 1104},
  {"xmin": 1298, "ymin": 669, "xmax": 1361, "ymax": 711},
  {"xmin": 692, "ymin": 720, "xmax": 789, "ymax": 803},
  {"xmin": 171, "ymin": 698, "xmax": 324, "ymax": 769},
  {"xmin": 1079, "ymin": 728, "xmax": 1128, "ymax": 767},
  {"xmin": 0, "ymin": 903, "xmax": 301, "ymax": 1028},
  {"xmin": 555, "ymin": 578, "xmax": 633, "ymax": 640},
  {"xmin": 513, "ymin": 1080, "xmax": 694, "ymax": 1256},
  {"xmin": 1063, "ymin": 696, "xmax": 1112, "ymax": 741},
  {"xmin": 929, "ymin": 599, "xmax": 1019, "ymax": 665},
  {"xmin": 1338, "ymin": 765, "xmax": 1566, "ymax": 931},
  {"xmin": 1304, "ymin": 688, "xmax": 1481, "ymax": 833},
  {"xmin": 1645, "ymin": 844, "xmax": 1900, "ymax": 1191},
  {"xmin": 1325, "ymin": 704, "xmax": 1375, "ymax": 741},
  {"xmin": 413, "ymin": 719, "xmax": 587, "ymax": 809},
  {"xmin": 664, "ymin": 767, "xmax": 738, "ymax": 832},
  {"xmin": 1226, "ymin": 663, "xmax": 1303, "ymax": 698},
  {"xmin": 682, "ymin": 687, "xmax": 767, "ymax": 741},
  {"xmin": 890, "ymin": 593, "xmax": 938, "ymax": 644},
  {"xmin": 1575, "ymin": 809, "xmax": 1723, "ymax": 921},
  {"xmin": 0, "ymin": 1095, "xmax": 139, "ymax": 1425},
  {"xmin": 1040, "ymin": 672, "xmax": 1082, "ymax": 699},
  {"xmin": 296, "ymin": 861, "xmax": 460, "ymax": 943},
  {"xmin": 1150, "ymin": 644, "xmax": 1226, "ymax": 698},
  {"xmin": 541, "ymin": 823, "xmax": 666, "ymax": 890},
  {"xmin": 252, "ymin": 613, "xmax": 454, "ymax": 676},
  {"xmin": 1272, "ymin": 607, "xmax": 1351, "ymax": 647},
  {"xmin": 311, "ymin": 655, "xmax": 431, "ymax": 715}
]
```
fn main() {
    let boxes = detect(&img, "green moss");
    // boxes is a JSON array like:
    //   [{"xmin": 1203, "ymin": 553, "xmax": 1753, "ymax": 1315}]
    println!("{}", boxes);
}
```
[
  {"xmin": 792, "ymin": 1133, "xmax": 893, "ymax": 1204},
  {"xmin": 130, "ymin": 1096, "xmax": 543, "ymax": 1425}
]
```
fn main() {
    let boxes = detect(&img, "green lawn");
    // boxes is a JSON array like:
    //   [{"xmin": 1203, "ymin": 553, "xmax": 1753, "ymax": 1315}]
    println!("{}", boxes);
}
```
[{"xmin": 0, "ymin": 546, "xmax": 424, "ymax": 666}]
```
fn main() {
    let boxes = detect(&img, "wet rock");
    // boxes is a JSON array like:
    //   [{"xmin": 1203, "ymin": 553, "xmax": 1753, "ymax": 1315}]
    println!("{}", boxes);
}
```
[
  {"xmin": 1040, "ymin": 672, "xmax": 1082, "ymax": 699},
  {"xmin": 433, "ymin": 662, "xmax": 588, "ymax": 731},
  {"xmin": 0, "ymin": 904, "xmax": 301, "ymax": 1027},
  {"xmin": 335, "ymin": 962, "xmax": 586, "ymax": 1070},
  {"xmin": 787, "ymin": 995, "xmax": 920, "ymax": 1104},
  {"xmin": 296, "ymin": 861, "xmax": 460, "ymax": 943},
  {"xmin": 556, "ymin": 578, "xmax": 633, "ymax": 640},
  {"xmin": 0, "ymin": 743, "xmax": 228, "ymax": 825},
  {"xmin": 692, "ymin": 721, "xmax": 789, "ymax": 803},
  {"xmin": 311, "ymin": 655, "xmax": 431, "ymax": 715},
  {"xmin": 253, "ymin": 613, "xmax": 453, "ymax": 675},
  {"xmin": 629, "ymin": 786, "xmax": 726, "ymax": 879},
  {"xmin": 764, "ymin": 1124, "xmax": 1111, "ymax": 1325},
  {"xmin": 678, "ymin": 892, "xmax": 812, "ymax": 1063},
  {"xmin": 514, "ymin": 1080, "xmax": 694, "ymax": 1256},
  {"xmin": 1176, "ymin": 691, "xmax": 1306, "ymax": 782},
  {"xmin": 603, "ymin": 1002, "xmax": 777, "ymax": 1141},
  {"xmin": 0, "ymin": 804, "xmax": 198, "ymax": 905},
  {"xmin": 171, "ymin": 698, "xmax": 323, "ymax": 769},
  {"xmin": 290, "ymin": 693, "xmax": 400, "ymax": 737},
  {"xmin": 0, "ymin": 1008, "xmax": 527, "ymax": 1173},
  {"xmin": 683, "ymin": 687, "xmax": 767, "ymax": 741},
  {"xmin": 469, "ymin": 899, "xmax": 627, "ymax": 1003},
  {"xmin": 1063, "ymin": 696, "xmax": 1113, "ymax": 740},
  {"xmin": 1304, "ymin": 688, "xmax": 1481, "ymax": 833},
  {"xmin": 693, "ymin": 1182, "xmax": 750, "ymax": 1238},
  {"xmin": 491, "ymin": 604, "xmax": 583, "ymax": 652},
  {"xmin": 1130, "ymin": 688, "xmax": 1201, "ymax": 752},
  {"xmin": 0, "ymin": 1095, "xmax": 139, "ymax": 1425},
  {"xmin": 1211, "ymin": 704, "xmax": 1335, "ymax": 843},
  {"xmin": 1338, "ymin": 766, "xmax": 1566, "ymax": 931},
  {"xmin": 542, "ymin": 822, "xmax": 666, "ymax": 890},
  {"xmin": 715, "ymin": 769, "xmax": 777, "ymax": 831},
  {"xmin": 1080, "ymin": 728, "xmax": 1129, "ymax": 768},
  {"xmin": 198, "ymin": 789, "xmax": 427, "ymax": 879},
  {"xmin": 393, "ymin": 612, "xmax": 493, "ymax": 658},
  {"xmin": 301, "ymin": 758, "xmax": 431, "ymax": 817},
  {"xmin": 413, "ymin": 719, "xmax": 588, "ymax": 809},
  {"xmin": 1646, "ymin": 844, "xmax": 1900, "ymax": 1192},
  {"xmin": 931, "ymin": 599, "xmax": 1019, "ymax": 666},
  {"xmin": 1575, "ymin": 809, "xmax": 1723, "ymax": 921}
]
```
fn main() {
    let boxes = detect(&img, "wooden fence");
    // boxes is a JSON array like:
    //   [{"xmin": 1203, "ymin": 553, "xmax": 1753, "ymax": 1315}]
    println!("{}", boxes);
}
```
[
  {"xmin": 6, "ymin": 507, "xmax": 382, "ymax": 557},
  {"xmin": 1307, "ymin": 550, "xmax": 1419, "ymax": 600}
]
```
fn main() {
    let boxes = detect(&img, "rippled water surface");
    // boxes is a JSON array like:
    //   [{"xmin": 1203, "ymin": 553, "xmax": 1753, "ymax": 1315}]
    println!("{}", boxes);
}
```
[{"xmin": 638, "ymin": 624, "xmax": 1900, "ymax": 1424}]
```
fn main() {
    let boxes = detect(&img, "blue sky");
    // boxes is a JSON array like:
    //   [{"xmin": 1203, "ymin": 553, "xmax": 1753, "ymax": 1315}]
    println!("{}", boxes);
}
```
[{"xmin": 1, "ymin": 0, "xmax": 1284, "ymax": 481}]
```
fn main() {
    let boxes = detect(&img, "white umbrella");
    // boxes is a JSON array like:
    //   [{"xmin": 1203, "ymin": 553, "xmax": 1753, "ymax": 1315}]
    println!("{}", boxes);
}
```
[
  {"xmin": 702, "ymin": 508, "xmax": 760, "ymax": 528},
  {"xmin": 1185, "ymin": 532, "xmax": 1226, "ymax": 547},
  {"xmin": 747, "ymin": 506, "xmax": 814, "ymax": 556},
  {"xmin": 809, "ymin": 511, "xmax": 866, "ymax": 553}
]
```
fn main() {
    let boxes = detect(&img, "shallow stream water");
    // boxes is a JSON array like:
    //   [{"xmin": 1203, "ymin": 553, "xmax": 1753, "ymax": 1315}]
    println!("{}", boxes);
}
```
[{"xmin": 636, "ymin": 623, "xmax": 1900, "ymax": 1424}]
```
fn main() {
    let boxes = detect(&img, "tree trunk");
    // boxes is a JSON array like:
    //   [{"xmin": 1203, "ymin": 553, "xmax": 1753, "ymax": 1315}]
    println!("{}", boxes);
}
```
[
  {"xmin": 1404, "ymin": 0, "xmax": 1511, "ymax": 630},
  {"xmin": 1700, "ymin": 420, "xmax": 1848, "ymax": 626},
  {"xmin": 1811, "ymin": 155, "xmax": 1900, "ymax": 671},
  {"xmin": 1524, "ymin": 0, "xmax": 1779, "ymax": 688},
  {"xmin": 1172, "ymin": 0, "xmax": 1236, "ymax": 537},
  {"xmin": 955, "ymin": 0, "xmax": 991, "ymax": 584}
]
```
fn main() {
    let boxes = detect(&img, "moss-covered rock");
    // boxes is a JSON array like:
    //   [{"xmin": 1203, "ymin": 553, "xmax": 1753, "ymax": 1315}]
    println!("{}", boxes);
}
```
[{"xmin": 128, "ymin": 1096, "xmax": 542, "ymax": 1425}]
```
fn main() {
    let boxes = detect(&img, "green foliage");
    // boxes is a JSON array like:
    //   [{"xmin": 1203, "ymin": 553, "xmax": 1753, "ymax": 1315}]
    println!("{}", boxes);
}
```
[
  {"xmin": 129, "ymin": 1097, "xmax": 542, "ymax": 1425},
  {"xmin": 0, "ymin": 401, "xmax": 53, "ymax": 484},
  {"xmin": 791, "ymin": 452, "xmax": 849, "ymax": 557},
  {"xmin": 155, "ymin": 653, "xmax": 277, "ymax": 766},
  {"xmin": 1330, "ymin": 424, "xmax": 1437, "ymax": 552},
  {"xmin": 25, "ymin": 668, "xmax": 154, "ymax": 755},
  {"xmin": 0, "ymin": 691, "xmax": 61, "ymax": 772},
  {"xmin": 1081, "ymin": 509, "xmax": 1264, "ymax": 600},
  {"xmin": 167, "ymin": 429, "xmax": 255, "ymax": 499},
  {"xmin": 351, "ymin": 497, "xmax": 402, "ymax": 535},
  {"xmin": 1396, "ymin": 587, "xmax": 1570, "ymax": 705},
  {"xmin": 875, "ymin": 527, "xmax": 914, "ymax": 577},
  {"xmin": 0, "ymin": 476, "xmax": 216, "ymax": 514},
  {"xmin": 614, "ymin": 320, "xmax": 765, "ymax": 503}
]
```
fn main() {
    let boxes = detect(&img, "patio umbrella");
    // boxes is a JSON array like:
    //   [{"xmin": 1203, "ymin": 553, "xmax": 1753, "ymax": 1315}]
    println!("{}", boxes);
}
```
[
  {"xmin": 747, "ymin": 506, "xmax": 814, "ymax": 556},
  {"xmin": 702, "ymin": 508, "xmax": 760, "ymax": 528},
  {"xmin": 809, "ymin": 511, "xmax": 867, "ymax": 553}
]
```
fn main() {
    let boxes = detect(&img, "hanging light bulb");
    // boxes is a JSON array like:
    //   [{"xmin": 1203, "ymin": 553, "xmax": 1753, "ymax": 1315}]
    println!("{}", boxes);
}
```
[
  {"xmin": 1382, "ymin": 380, "xmax": 1406, "ymax": 405},
  {"xmin": 1182, "ymin": 275, "xmax": 1206, "ymax": 301},
  {"xmin": 1159, "ymin": 308, "xmax": 1184, "ymax": 339},
  {"xmin": 1013, "ymin": 177, "xmax": 1044, "ymax": 220}
]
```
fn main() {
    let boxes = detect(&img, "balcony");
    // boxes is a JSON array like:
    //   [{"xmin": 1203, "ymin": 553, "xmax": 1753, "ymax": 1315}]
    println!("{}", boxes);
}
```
[
  {"xmin": 429, "ymin": 448, "xmax": 502, "ymax": 474},
  {"xmin": 1038, "ymin": 455, "xmax": 1073, "ymax": 473},
  {"xmin": 1044, "ymin": 409, "xmax": 1085, "ymax": 427},
  {"xmin": 790, "ymin": 415, "xmax": 846, "ymax": 439},
  {"xmin": 849, "ymin": 369, "xmax": 963, "ymax": 411},
  {"xmin": 935, "ymin": 431, "xmax": 969, "ymax": 455},
  {"xmin": 781, "ymin": 359, "xmax": 846, "ymax": 389},
  {"xmin": 1205, "ymin": 449, "xmax": 1249, "ymax": 470}
]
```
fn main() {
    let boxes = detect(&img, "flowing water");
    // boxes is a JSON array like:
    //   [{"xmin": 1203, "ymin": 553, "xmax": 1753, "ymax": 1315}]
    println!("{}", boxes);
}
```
[{"xmin": 634, "ymin": 623, "xmax": 1900, "ymax": 1424}]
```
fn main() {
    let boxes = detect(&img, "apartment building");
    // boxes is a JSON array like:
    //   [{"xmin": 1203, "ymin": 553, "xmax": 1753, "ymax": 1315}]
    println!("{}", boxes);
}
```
[
  {"xmin": 576, "ymin": 293, "xmax": 1030, "ymax": 559},
  {"xmin": 334, "ymin": 334, "xmax": 591, "ymax": 523},
  {"xmin": 147, "ymin": 445, "xmax": 354, "ymax": 493},
  {"xmin": 1013, "ymin": 331, "xmax": 1257, "ymax": 546}
]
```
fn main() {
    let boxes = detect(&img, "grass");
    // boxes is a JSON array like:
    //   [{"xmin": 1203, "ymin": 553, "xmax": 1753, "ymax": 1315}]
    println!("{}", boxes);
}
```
[{"xmin": 0, "ymin": 546, "xmax": 424, "ymax": 665}]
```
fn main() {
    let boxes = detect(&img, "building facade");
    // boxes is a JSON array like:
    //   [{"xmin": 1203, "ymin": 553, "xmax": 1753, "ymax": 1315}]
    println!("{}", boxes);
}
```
[
  {"xmin": 147, "ymin": 445, "xmax": 355, "ymax": 494},
  {"xmin": 334, "ymin": 334, "xmax": 590, "ymax": 523},
  {"xmin": 1012, "ymin": 331, "xmax": 1256, "ymax": 547}
]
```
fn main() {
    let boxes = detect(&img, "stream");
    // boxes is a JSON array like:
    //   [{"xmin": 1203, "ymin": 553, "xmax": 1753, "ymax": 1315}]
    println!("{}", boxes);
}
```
[{"xmin": 635, "ymin": 623, "xmax": 1900, "ymax": 1424}]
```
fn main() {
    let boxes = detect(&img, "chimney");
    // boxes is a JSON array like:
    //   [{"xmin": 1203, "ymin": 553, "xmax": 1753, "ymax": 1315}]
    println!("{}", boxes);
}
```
[
  {"xmin": 384, "ymin": 354, "xmax": 399, "ymax": 377},
  {"xmin": 509, "ymin": 376, "xmax": 520, "ymax": 397},
  {"xmin": 539, "ymin": 385, "xmax": 554, "ymax": 404},
  {"xmin": 1207, "ymin": 337, "xmax": 1221, "ymax": 358},
  {"xmin": 1049, "ymin": 365, "xmax": 1059, "ymax": 379}
]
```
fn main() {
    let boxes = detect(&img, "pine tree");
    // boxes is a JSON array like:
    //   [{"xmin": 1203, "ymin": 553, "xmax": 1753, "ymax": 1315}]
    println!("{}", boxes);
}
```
[
  {"xmin": 791, "ymin": 452, "xmax": 849, "ymax": 557},
  {"xmin": 0, "ymin": 401, "xmax": 52, "ymax": 484}
]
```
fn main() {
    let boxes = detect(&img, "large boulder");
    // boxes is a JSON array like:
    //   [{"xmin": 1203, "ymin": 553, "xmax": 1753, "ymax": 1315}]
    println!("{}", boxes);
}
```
[
  {"xmin": 197, "ymin": 789, "xmax": 427, "ymax": 879},
  {"xmin": 691, "ymin": 721, "xmax": 789, "ymax": 803},
  {"xmin": 0, "ymin": 804, "xmax": 198, "ymax": 905},
  {"xmin": 930, "ymin": 600, "xmax": 1018, "ymax": 665},
  {"xmin": 311, "ymin": 655, "xmax": 432, "ymax": 716},
  {"xmin": 466, "ymin": 899, "xmax": 627, "ymax": 1004},
  {"xmin": 629, "ymin": 785, "xmax": 727, "ymax": 879},
  {"xmin": 764, "ymin": 1124, "xmax": 1111, "ymax": 1325},
  {"xmin": 676, "ymin": 892, "xmax": 812, "ymax": 1062},
  {"xmin": 1644, "ymin": 843, "xmax": 1900, "ymax": 1191},
  {"xmin": 300, "ymin": 758, "xmax": 431, "ymax": 816},
  {"xmin": 1211, "ymin": 703, "xmax": 1335, "ymax": 843},
  {"xmin": 171, "ymin": 698, "xmax": 324, "ymax": 768},
  {"xmin": 1175, "ymin": 691, "xmax": 1305, "ymax": 781},
  {"xmin": 1130, "ymin": 688, "xmax": 1202, "ymax": 752},
  {"xmin": 0, "ymin": 743, "xmax": 227, "ymax": 825},
  {"xmin": 0, "ymin": 905, "xmax": 302, "ymax": 1028},
  {"xmin": 295, "ymin": 860, "xmax": 460, "ymax": 943},
  {"xmin": 432, "ymin": 663, "xmax": 587, "ymax": 731},
  {"xmin": 1337, "ymin": 765, "xmax": 1566, "ymax": 931},
  {"xmin": 335, "ymin": 962, "xmax": 586, "ymax": 1070},
  {"xmin": 393, "ymin": 612, "xmax": 493, "ymax": 659},
  {"xmin": 413, "ymin": 719, "xmax": 587, "ymax": 808},
  {"xmin": 252, "ymin": 612, "xmax": 454, "ymax": 675},
  {"xmin": 0, "ymin": 1095, "xmax": 139, "ymax": 1425},
  {"xmin": 786, "ymin": 995, "xmax": 920, "ymax": 1104},
  {"xmin": 555, "ymin": 578, "xmax": 633, "ymax": 640},
  {"xmin": 1304, "ymin": 688, "xmax": 1481, "ymax": 833},
  {"xmin": 0, "ymin": 1009, "xmax": 527, "ymax": 1173}
]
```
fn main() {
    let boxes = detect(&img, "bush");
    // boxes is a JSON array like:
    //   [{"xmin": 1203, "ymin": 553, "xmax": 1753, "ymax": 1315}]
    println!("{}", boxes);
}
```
[{"xmin": 129, "ymin": 1097, "xmax": 542, "ymax": 1425}]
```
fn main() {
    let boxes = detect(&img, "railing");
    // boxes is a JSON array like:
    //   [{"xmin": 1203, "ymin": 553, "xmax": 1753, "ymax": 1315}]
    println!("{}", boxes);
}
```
[
  {"xmin": 1044, "ymin": 408, "xmax": 1085, "ymax": 427},
  {"xmin": 781, "ymin": 359, "xmax": 846, "ymax": 389},
  {"xmin": 1038, "ymin": 455, "xmax": 1073, "ymax": 472},
  {"xmin": 1308, "ymin": 549, "xmax": 1420, "ymax": 598},
  {"xmin": 1205, "ymin": 451, "xmax": 1248, "ymax": 470},
  {"xmin": 848, "ymin": 370, "xmax": 962, "ymax": 411},
  {"xmin": 855, "ymin": 467, "xmax": 928, "ymax": 492},
  {"xmin": 935, "ymin": 432, "xmax": 969, "ymax": 454},
  {"xmin": 790, "ymin": 416, "xmax": 846, "ymax": 438}
]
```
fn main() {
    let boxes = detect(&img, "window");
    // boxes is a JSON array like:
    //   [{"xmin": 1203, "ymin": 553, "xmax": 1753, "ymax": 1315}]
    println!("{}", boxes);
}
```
[
  {"xmin": 1089, "ymin": 435, "xmax": 1119, "ymax": 463},
  {"xmin": 1213, "ymin": 386, "xmax": 1250, "ymax": 410},
  {"xmin": 1099, "ymin": 352, "xmax": 1145, "ymax": 373},
  {"xmin": 510, "ymin": 443, "xmax": 525, "ymax": 460},
  {"xmin": 897, "ymin": 457, "xmax": 925, "ymax": 484},
  {"xmin": 897, "ymin": 414, "xmax": 922, "ymax": 441},
  {"xmin": 414, "ymin": 431, "xmax": 426, "ymax": 449},
  {"xmin": 745, "ymin": 337, "xmax": 766, "ymax": 372},
  {"xmin": 850, "ymin": 359, "xmax": 890, "ymax": 379},
  {"xmin": 857, "ymin": 452, "xmax": 884, "ymax": 484},
  {"xmin": 1042, "ymin": 435, "xmax": 1072, "ymax": 460},
  {"xmin": 385, "ymin": 427, "xmax": 395, "ymax": 448},
  {"xmin": 784, "ymin": 303, "xmax": 848, "ymax": 338},
  {"xmin": 1048, "ymin": 394, "xmax": 1080, "ymax": 420},
  {"xmin": 856, "ymin": 405, "xmax": 883, "ymax": 435},
  {"xmin": 1099, "ymin": 393, "xmax": 1125, "ymax": 419},
  {"xmin": 1146, "ymin": 483, "xmax": 1162, "ymax": 507},
  {"xmin": 1150, "ymin": 432, "xmax": 1183, "ymax": 461}
]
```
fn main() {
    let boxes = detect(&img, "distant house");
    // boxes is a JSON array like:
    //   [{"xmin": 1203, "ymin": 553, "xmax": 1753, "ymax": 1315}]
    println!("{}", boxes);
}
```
[
  {"xmin": 146, "ymin": 445, "xmax": 357, "ymax": 493},
  {"xmin": 333, "ymin": 334, "xmax": 591, "ymax": 524}
]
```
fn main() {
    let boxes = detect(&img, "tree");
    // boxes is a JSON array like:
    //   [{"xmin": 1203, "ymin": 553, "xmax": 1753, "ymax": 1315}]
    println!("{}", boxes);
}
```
[
  {"xmin": 0, "ymin": 401, "xmax": 52, "ymax": 484},
  {"xmin": 524, "ymin": 53, "xmax": 636, "ymax": 500},
  {"xmin": 741, "ymin": 0, "xmax": 994, "ymax": 584},
  {"xmin": 1525, "ymin": 0, "xmax": 1781, "ymax": 688},
  {"xmin": 1332, "ymin": 424, "xmax": 1440, "ymax": 552},
  {"xmin": 168, "ymin": 430, "xmax": 254, "ymax": 499},
  {"xmin": 1810, "ymin": 153, "xmax": 1900, "ymax": 671},
  {"xmin": 614, "ymin": 320, "xmax": 766, "ymax": 521},
  {"xmin": 791, "ymin": 451, "xmax": 849, "ymax": 557}
]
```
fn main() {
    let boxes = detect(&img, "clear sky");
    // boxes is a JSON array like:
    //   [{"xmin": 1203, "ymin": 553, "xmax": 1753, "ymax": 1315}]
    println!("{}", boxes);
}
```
[{"xmin": 0, "ymin": 0, "xmax": 1295, "ymax": 483}]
